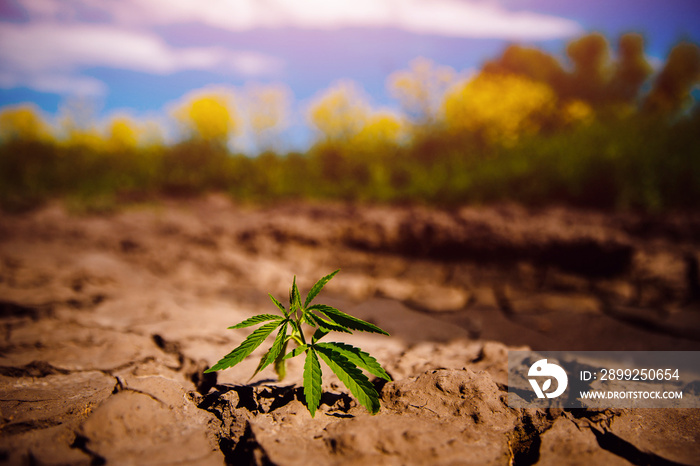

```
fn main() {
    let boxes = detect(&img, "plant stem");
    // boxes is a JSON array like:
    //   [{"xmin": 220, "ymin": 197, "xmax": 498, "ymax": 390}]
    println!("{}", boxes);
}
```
[
  {"xmin": 290, "ymin": 335, "xmax": 304, "ymax": 346},
  {"xmin": 291, "ymin": 318, "xmax": 307, "ymax": 345}
]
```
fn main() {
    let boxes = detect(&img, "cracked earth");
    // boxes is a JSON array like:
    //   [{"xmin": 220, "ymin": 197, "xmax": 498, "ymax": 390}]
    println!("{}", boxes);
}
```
[{"xmin": 1, "ymin": 196, "xmax": 699, "ymax": 465}]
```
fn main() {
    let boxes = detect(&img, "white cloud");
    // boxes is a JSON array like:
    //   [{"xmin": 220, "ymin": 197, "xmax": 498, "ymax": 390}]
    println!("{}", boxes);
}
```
[
  {"xmin": 0, "ymin": 22, "xmax": 283, "ymax": 95},
  {"xmin": 228, "ymin": 52, "xmax": 286, "ymax": 77},
  {"xmin": 2, "ymin": 0, "xmax": 581, "ymax": 96},
  {"xmin": 20, "ymin": 0, "xmax": 582, "ymax": 40},
  {"xmin": 20, "ymin": 0, "xmax": 63, "ymax": 19},
  {"xmin": 395, "ymin": 1, "xmax": 581, "ymax": 40},
  {"xmin": 28, "ymin": 74, "xmax": 107, "ymax": 96}
]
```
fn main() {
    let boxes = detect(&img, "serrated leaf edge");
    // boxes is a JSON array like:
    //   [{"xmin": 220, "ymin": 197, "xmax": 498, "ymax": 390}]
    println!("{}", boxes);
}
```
[
  {"xmin": 307, "ymin": 312, "xmax": 352, "ymax": 334},
  {"xmin": 304, "ymin": 269, "xmax": 340, "ymax": 307},
  {"xmin": 309, "ymin": 304, "xmax": 389, "ymax": 336},
  {"xmin": 228, "ymin": 314, "xmax": 283, "ymax": 329},
  {"xmin": 316, "ymin": 342, "xmax": 391, "ymax": 381},
  {"xmin": 284, "ymin": 344, "xmax": 308, "ymax": 360},
  {"xmin": 269, "ymin": 294, "xmax": 288, "ymax": 317},
  {"xmin": 303, "ymin": 348, "xmax": 322, "ymax": 417},
  {"xmin": 316, "ymin": 345, "xmax": 380, "ymax": 414},
  {"xmin": 205, "ymin": 320, "xmax": 282, "ymax": 373},
  {"xmin": 252, "ymin": 321, "xmax": 289, "ymax": 377},
  {"xmin": 290, "ymin": 276, "xmax": 302, "ymax": 312}
]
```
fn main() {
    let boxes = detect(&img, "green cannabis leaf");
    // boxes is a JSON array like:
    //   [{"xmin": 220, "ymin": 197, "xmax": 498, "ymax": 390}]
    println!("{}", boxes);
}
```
[{"xmin": 205, "ymin": 269, "xmax": 392, "ymax": 417}]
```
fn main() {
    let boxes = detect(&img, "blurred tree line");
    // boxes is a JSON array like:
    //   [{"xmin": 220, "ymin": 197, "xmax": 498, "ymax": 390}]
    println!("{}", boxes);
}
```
[{"xmin": 1, "ymin": 32, "xmax": 699, "ymax": 212}]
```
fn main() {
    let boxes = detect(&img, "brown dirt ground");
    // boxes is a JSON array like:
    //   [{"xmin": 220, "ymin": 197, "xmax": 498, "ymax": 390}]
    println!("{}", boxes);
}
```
[{"xmin": 1, "ymin": 195, "xmax": 699, "ymax": 465}]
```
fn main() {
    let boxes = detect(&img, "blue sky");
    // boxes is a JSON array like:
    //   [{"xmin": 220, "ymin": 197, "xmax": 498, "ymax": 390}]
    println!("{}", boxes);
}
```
[{"xmin": 1, "ymin": 0, "xmax": 698, "ymax": 151}]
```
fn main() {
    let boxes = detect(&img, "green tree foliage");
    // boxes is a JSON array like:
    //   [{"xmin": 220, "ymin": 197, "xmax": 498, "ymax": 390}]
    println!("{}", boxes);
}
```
[
  {"xmin": 609, "ymin": 34, "xmax": 653, "ymax": 104},
  {"xmin": 483, "ymin": 33, "xmax": 653, "ymax": 110},
  {"xmin": 443, "ymin": 72, "xmax": 558, "ymax": 146},
  {"xmin": 0, "ymin": 104, "xmax": 52, "ymax": 143},
  {"xmin": 173, "ymin": 90, "xmax": 238, "ymax": 145},
  {"xmin": 566, "ymin": 32, "xmax": 611, "ymax": 104},
  {"xmin": 0, "ymin": 33, "xmax": 698, "ymax": 212},
  {"xmin": 307, "ymin": 80, "xmax": 405, "ymax": 199},
  {"xmin": 643, "ymin": 42, "xmax": 700, "ymax": 115},
  {"xmin": 483, "ymin": 45, "xmax": 568, "ymax": 94}
]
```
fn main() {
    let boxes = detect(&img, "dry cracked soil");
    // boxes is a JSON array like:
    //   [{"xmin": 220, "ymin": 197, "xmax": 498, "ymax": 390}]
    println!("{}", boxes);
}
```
[{"xmin": 1, "ymin": 195, "xmax": 699, "ymax": 465}]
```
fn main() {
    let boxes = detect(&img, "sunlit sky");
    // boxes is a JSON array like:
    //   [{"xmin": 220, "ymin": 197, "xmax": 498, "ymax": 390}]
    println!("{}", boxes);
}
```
[{"xmin": 1, "ymin": 0, "xmax": 699, "ymax": 151}]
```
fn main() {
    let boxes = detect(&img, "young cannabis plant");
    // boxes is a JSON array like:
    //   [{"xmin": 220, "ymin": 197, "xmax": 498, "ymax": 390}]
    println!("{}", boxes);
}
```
[{"xmin": 205, "ymin": 270, "xmax": 391, "ymax": 417}]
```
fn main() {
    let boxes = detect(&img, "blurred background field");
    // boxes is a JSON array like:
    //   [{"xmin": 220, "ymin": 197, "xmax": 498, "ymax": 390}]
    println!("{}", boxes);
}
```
[{"xmin": 1, "ymin": 28, "xmax": 699, "ymax": 213}]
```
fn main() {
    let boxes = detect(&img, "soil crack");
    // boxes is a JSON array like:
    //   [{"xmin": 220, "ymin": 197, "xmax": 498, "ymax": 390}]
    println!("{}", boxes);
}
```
[
  {"xmin": 0, "ymin": 360, "xmax": 70, "ymax": 377},
  {"xmin": 70, "ymin": 434, "xmax": 107, "ymax": 466}
]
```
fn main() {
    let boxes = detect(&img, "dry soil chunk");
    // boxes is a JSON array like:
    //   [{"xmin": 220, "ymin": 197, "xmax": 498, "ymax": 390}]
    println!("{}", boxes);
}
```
[
  {"xmin": 0, "ymin": 370, "xmax": 115, "ymax": 465},
  {"xmin": 537, "ymin": 417, "xmax": 629, "ymax": 466},
  {"xmin": 78, "ymin": 376, "xmax": 223, "ymax": 465}
]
